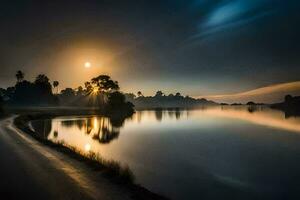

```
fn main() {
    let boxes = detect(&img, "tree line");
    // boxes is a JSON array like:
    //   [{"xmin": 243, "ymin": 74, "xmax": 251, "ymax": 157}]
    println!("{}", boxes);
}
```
[
  {"xmin": 124, "ymin": 90, "xmax": 217, "ymax": 109},
  {"xmin": 0, "ymin": 70, "xmax": 134, "ymax": 114}
]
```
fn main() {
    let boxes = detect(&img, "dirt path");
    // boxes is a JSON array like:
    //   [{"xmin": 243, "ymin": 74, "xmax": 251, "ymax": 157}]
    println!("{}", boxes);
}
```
[{"xmin": 0, "ymin": 116, "xmax": 135, "ymax": 200}]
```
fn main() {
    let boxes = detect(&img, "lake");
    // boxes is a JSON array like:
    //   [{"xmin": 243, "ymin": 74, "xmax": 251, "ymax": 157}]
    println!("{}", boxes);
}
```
[{"xmin": 31, "ymin": 106, "xmax": 300, "ymax": 200}]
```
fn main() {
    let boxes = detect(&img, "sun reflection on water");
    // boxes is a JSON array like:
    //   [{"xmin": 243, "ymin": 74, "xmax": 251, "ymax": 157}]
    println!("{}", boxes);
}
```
[{"xmin": 84, "ymin": 143, "xmax": 91, "ymax": 152}]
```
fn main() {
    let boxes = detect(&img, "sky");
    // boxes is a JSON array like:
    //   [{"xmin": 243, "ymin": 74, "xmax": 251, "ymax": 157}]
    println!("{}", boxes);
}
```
[{"xmin": 0, "ymin": 0, "xmax": 299, "ymax": 99}]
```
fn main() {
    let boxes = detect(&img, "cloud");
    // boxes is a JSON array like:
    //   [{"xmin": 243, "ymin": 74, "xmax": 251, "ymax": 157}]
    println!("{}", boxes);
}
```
[
  {"xmin": 190, "ymin": 0, "xmax": 275, "ymax": 40},
  {"xmin": 199, "ymin": 81, "xmax": 300, "ymax": 103}
]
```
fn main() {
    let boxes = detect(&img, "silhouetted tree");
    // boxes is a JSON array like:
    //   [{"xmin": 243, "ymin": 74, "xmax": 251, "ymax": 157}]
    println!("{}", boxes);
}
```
[
  {"xmin": 155, "ymin": 91, "xmax": 164, "ymax": 97},
  {"xmin": 76, "ymin": 86, "xmax": 84, "ymax": 96},
  {"xmin": 32, "ymin": 74, "xmax": 57, "ymax": 105},
  {"xmin": 84, "ymin": 81, "xmax": 93, "ymax": 93},
  {"xmin": 13, "ymin": 80, "xmax": 35, "ymax": 104},
  {"xmin": 15, "ymin": 70, "xmax": 24, "ymax": 83},
  {"xmin": 34, "ymin": 74, "xmax": 52, "ymax": 95},
  {"xmin": 60, "ymin": 88, "xmax": 75, "ymax": 98},
  {"xmin": 58, "ymin": 88, "xmax": 76, "ymax": 105},
  {"xmin": 137, "ymin": 91, "xmax": 143, "ymax": 97},
  {"xmin": 106, "ymin": 91, "xmax": 134, "ymax": 114},
  {"xmin": 35, "ymin": 74, "xmax": 49, "ymax": 84},
  {"xmin": 53, "ymin": 81, "xmax": 59, "ymax": 94},
  {"xmin": 91, "ymin": 75, "xmax": 119, "ymax": 92},
  {"xmin": 246, "ymin": 101, "xmax": 256, "ymax": 105},
  {"xmin": 175, "ymin": 92, "xmax": 181, "ymax": 97},
  {"xmin": 60, "ymin": 88, "xmax": 75, "ymax": 96},
  {"xmin": 285, "ymin": 95, "xmax": 293, "ymax": 104},
  {"xmin": 108, "ymin": 91, "xmax": 125, "ymax": 107}
]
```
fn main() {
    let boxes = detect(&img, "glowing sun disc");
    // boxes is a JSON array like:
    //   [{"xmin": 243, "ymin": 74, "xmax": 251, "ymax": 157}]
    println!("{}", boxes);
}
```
[
  {"xmin": 84, "ymin": 143, "xmax": 91, "ymax": 152},
  {"xmin": 84, "ymin": 62, "xmax": 91, "ymax": 68}
]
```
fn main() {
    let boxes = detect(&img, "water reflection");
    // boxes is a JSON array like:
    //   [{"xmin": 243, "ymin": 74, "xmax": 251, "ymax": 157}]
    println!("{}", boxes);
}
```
[
  {"xmin": 206, "ymin": 106, "xmax": 300, "ymax": 133},
  {"xmin": 30, "ymin": 106, "xmax": 300, "ymax": 200},
  {"xmin": 59, "ymin": 116, "xmax": 126, "ymax": 144},
  {"xmin": 31, "ymin": 114, "xmax": 130, "ymax": 144},
  {"xmin": 31, "ymin": 107, "xmax": 300, "ymax": 142},
  {"xmin": 155, "ymin": 110, "xmax": 163, "ymax": 121}
]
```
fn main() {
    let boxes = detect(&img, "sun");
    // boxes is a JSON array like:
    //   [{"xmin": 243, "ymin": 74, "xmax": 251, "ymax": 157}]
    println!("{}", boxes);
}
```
[
  {"xmin": 84, "ymin": 62, "xmax": 91, "ymax": 68},
  {"xmin": 84, "ymin": 143, "xmax": 91, "ymax": 152},
  {"xmin": 92, "ymin": 87, "xmax": 99, "ymax": 94}
]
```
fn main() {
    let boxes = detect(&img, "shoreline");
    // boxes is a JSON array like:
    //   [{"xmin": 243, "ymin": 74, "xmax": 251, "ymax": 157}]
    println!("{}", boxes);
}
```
[{"xmin": 13, "ymin": 113, "xmax": 169, "ymax": 200}]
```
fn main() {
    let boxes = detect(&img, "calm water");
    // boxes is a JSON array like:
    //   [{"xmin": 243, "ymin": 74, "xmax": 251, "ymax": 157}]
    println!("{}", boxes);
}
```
[{"xmin": 31, "ymin": 106, "xmax": 300, "ymax": 200}]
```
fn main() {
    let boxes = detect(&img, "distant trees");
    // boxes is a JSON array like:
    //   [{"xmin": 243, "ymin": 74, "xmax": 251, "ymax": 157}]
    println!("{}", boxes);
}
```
[
  {"xmin": 129, "ymin": 90, "xmax": 216, "ymax": 109},
  {"xmin": 53, "ymin": 81, "xmax": 59, "ymax": 94},
  {"xmin": 246, "ymin": 101, "xmax": 255, "ymax": 105},
  {"xmin": 271, "ymin": 94, "xmax": 300, "ymax": 117},
  {"xmin": 1, "ymin": 71, "xmax": 133, "ymax": 115},
  {"xmin": 15, "ymin": 70, "xmax": 24, "ymax": 83},
  {"xmin": 56, "ymin": 74, "xmax": 134, "ymax": 114},
  {"xmin": 155, "ymin": 91, "xmax": 164, "ymax": 97},
  {"xmin": 76, "ymin": 86, "xmax": 84, "ymax": 96},
  {"xmin": 285, "ymin": 95, "xmax": 293, "ymax": 104},
  {"xmin": 59, "ymin": 88, "xmax": 76, "ymax": 104},
  {"xmin": 60, "ymin": 88, "xmax": 75, "ymax": 97},
  {"xmin": 2, "ymin": 71, "xmax": 57, "ymax": 106}
]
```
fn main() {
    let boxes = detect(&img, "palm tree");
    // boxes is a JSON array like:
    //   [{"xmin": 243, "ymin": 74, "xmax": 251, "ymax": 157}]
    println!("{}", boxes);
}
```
[
  {"xmin": 15, "ymin": 70, "xmax": 24, "ymax": 83},
  {"xmin": 53, "ymin": 81, "xmax": 59, "ymax": 94}
]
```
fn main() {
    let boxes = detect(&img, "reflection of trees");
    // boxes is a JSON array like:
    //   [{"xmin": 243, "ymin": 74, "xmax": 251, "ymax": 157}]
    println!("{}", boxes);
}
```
[
  {"xmin": 284, "ymin": 110, "xmax": 300, "ymax": 119},
  {"xmin": 53, "ymin": 131, "xmax": 58, "ymax": 137},
  {"xmin": 175, "ymin": 108, "xmax": 181, "ymax": 120},
  {"xmin": 155, "ymin": 109, "xmax": 163, "ymax": 121},
  {"xmin": 60, "ymin": 115, "xmax": 128, "ymax": 144},
  {"xmin": 157, "ymin": 109, "xmax": 183, "ymax": 121},
  {"xmin": 91, "ymin": 117, "xmax": 121, "ymax": 144},
  {"xmin": 61, "ymin": 119, "xmax": 86, "ymax": 130},
  {"xmin": 247, "ymin": 106, "xmax": 257, "ymax": 113},
  {"xmin": 31, "ymin": 120, "xmax": 52, "ymax": 138}
]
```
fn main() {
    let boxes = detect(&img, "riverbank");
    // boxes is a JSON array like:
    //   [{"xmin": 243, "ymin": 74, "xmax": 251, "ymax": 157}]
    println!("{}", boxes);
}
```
[{"xmin": 13, "ymin": 113, "xmax": 168, "ymax": 200}]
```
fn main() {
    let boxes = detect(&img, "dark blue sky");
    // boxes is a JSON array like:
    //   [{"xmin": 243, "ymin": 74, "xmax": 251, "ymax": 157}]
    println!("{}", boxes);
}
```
[{"xmin": 0, "ymin": 0, "xmax": 299, "ymax": 96}]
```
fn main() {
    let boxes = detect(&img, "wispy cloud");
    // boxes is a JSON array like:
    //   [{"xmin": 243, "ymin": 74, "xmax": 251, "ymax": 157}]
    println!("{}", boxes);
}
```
[
  {"xmin": 199, "ymin": 81, "xmax": 300, "ymax": 103},
  {"xmin": 189, "ymin": 0, "xmax": 275, "ymax": 41}
]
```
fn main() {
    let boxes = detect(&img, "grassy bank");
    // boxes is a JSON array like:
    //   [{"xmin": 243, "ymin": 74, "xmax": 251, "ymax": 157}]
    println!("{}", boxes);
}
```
[{"xmin": 14, "ymin": 114, "xmax": 168, "ymax": 200}]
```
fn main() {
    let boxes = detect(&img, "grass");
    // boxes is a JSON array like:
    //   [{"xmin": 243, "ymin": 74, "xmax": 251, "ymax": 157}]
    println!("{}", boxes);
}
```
[{"xmin": 58, "ymin": 141, "xmax": 135, "ymax": 183}]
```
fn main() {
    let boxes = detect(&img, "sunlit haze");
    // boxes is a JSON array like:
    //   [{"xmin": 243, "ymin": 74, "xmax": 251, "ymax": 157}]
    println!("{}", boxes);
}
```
[{"xmin": 0, "ymin": 0, "xmax": 299, "ymax": 102}]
